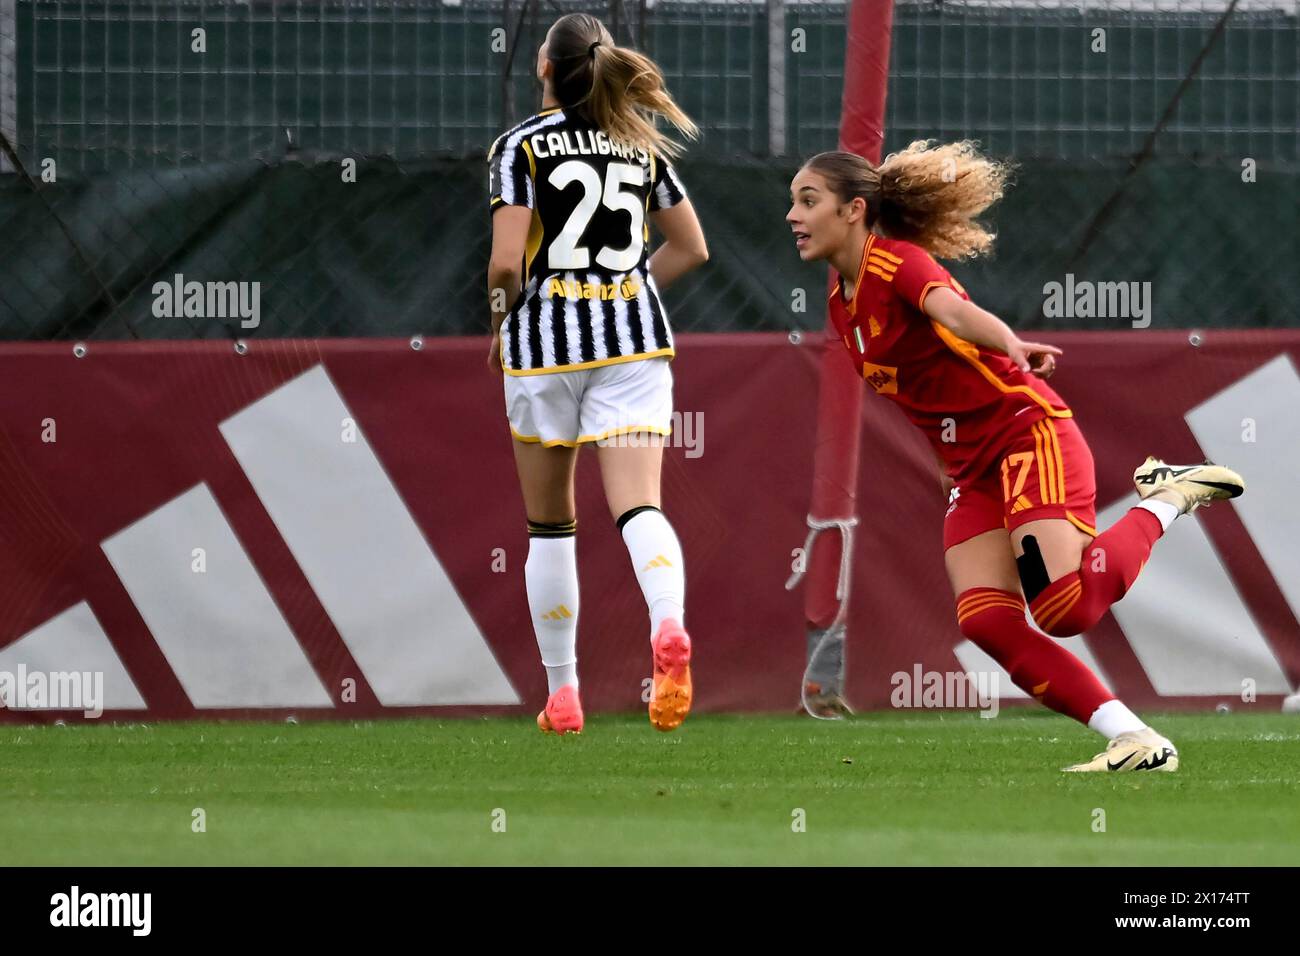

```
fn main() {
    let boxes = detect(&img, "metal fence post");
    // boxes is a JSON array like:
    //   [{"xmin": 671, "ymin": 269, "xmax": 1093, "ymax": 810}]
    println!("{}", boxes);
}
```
[{"xmin": 768, "ymin": 0, "xmax": 786, "ymax": 157}]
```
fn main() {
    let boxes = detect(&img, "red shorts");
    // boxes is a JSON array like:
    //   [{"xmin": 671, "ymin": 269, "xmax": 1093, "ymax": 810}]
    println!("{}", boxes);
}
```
[{"xmin": 943, "ymin": 415, "xmax": 1099, "ymax": 550}]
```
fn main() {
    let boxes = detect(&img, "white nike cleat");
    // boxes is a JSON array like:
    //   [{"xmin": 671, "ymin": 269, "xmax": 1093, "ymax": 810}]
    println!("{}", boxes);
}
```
[
  {"xmin": 1133, "ymin": 456, "xmax": 1245, "ymax": 515},
  {"xmin": 1063, "ymin": 727, "xmax": 1179, "ymax": 773}
]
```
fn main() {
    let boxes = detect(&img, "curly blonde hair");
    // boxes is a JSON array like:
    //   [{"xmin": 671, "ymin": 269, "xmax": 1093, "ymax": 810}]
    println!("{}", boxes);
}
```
[{"xmin": 803, "ymin": 140, "xmax": 1014, "ymax": 259}]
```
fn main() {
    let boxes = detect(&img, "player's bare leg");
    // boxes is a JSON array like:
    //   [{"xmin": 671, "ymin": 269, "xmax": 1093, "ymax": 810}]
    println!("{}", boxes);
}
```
[
  {"xmin": 1008, "ymin": 518, "xmax": 1090, "ymax": 584},
  {"xmin": 514, "ymin": 440, "xmax": 585, "ymax": 734},
  {"xmin": 513, "ymin": 439, "xmax": 579, "ymax": 523},
  {"xmin": 596, "ymin": 436, "xmax": 692, "ymax": 731},
  {"xmin": 1013, "ymin": 510, "xmax": 1155, "ymax": 638},
  {"xmin": 945, "ymin": 528, "xmax": 1021, "ymax": 594},
  {"xmin": 594, "ymin": 433, "xmax": 663, "ymax": 521}
]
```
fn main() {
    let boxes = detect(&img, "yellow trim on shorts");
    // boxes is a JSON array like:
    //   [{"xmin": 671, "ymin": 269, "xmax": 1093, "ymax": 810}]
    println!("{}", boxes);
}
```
[
  {"xmin": 503, "ymin": 348, "xmax": 674, "ymax": 377},
  {"xmin": 1065, "ymin": 511, "xmax": 1098, "ymax": 536},
  {"xmin": 510, "ymin": 428, "xmax": 579, "ymax": 448},
  {"xmin": 511, "ymin": 424, "xmax": 672, "ymax": 447},
  {"xmin": 579, "ymin": 424, "xmax": 672, "ymax": 444}
]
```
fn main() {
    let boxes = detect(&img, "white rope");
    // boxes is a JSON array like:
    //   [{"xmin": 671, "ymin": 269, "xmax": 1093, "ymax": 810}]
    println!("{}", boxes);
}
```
[{"xmin": 785, "ymin": 514, "xmax": 858, "ymax": 630}]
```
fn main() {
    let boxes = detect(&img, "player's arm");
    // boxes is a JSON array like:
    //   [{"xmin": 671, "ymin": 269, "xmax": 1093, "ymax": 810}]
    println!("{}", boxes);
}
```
[
  {"xmin": 485, "ymin": 205, "xmax": 530, "ymax": 373},
  {"xmin": 485, "ymin": 132, "xmax": 534, "ymax": 370},
  {"xmin": 487, "ymin": 205, "xmax": 531, "ymax": 337},
  {"xmin": 923, "ymin": 287, "xmax": 1061, "ymax": 377},
  {"xmin": 648, "ymin": 199, "xmax": 708, "ymax": 290}
]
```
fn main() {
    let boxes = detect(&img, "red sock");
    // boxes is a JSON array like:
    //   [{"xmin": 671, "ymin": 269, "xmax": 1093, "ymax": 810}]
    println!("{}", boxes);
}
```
[
  {"xmin": 957, "ymin": 587, "xmax": 1114, "ymax": 724},
  {"xmin": 1028, "ymin": 507, "xmax": 1162, "ymax": 637}
]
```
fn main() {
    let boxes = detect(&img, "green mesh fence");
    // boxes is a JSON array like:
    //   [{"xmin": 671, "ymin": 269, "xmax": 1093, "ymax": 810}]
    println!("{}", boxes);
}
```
[{"xmin": 1, "ymin": 0, "xmax": 1296, "ymax": 339}]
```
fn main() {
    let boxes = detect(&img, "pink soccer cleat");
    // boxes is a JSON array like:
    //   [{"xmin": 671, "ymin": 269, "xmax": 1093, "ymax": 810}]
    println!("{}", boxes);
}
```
[
  {"xmin": 649, "ymin": 619, "xmax": 692, "ymax": 732},
  {"xmin": 537, "ymin": 685, "xmax": 584, "ymax": 735}
]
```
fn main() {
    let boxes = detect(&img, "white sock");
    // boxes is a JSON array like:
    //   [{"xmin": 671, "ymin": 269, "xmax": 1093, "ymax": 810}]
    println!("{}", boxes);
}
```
[
  {"xmin": 1137, "ymin": 499, "xmax": 1180, "ymax": 533},
  {"xmin": 525, "ymin": 535, "xmax": 579, "ymax": 694},
  {"xmin": 544, "ymin": 662, "xmax": 578, "ymax": 694},
  {"xmin": 1087, "ymin": 699, "xmax": 1148, "ymax": 739},
  {"xmin": 619, "ymin": 508, "xmax": 685, "ymax": 640}
]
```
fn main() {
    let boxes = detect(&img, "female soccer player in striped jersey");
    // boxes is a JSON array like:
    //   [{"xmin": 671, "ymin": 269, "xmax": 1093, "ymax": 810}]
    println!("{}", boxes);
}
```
[
  {"xmin": 787, "ymin": 142, "xmax": 1246, "ymax": 772},
  {"xmin": 486, "ymin": 14, "xmax": 708, "ymax": 736}
]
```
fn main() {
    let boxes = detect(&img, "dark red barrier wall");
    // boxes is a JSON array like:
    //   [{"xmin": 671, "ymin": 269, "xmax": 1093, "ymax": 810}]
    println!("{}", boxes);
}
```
[{"xmin": 0, "ymin": 331, "xmax": 1296, "ymax": 721}]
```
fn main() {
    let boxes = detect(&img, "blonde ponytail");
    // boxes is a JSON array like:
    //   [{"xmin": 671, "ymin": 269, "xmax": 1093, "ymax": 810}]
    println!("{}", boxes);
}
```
[{"xmin": 546, "ymin": 14, "xmax": 698, "ymax": 161}]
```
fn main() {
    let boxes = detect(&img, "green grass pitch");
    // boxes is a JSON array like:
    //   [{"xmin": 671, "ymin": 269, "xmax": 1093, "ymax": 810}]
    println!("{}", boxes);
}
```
[{"xmin": 3, "ymin": 711, "xmax": 1298, "ymax": 865}]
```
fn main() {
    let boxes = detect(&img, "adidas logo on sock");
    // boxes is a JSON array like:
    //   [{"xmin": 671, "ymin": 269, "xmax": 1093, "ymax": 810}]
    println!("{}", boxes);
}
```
[
  {"xmin": 642, "ymin": 555, "xmax": 673, "ymax": 572},
  {"xmin": 541, "ymin": 604, "xmax": 573, "ymax": 622}
]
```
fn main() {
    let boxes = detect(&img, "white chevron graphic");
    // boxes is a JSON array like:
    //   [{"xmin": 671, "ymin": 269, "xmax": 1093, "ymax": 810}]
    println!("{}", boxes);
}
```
[
  {"xmin": 1185, "ymin": 354, "xmax": 1300, "ymax": 634},
  {"xmin": 0, "ymin": 602, "xmax": 146, "ymax": 711},
  {"xmin": 102, "ymin": 484, "xmax": 334, "ymax": 708},
  {"xmin": 1100, "ymin": 495, "xmax": 1289, "ymax": 695},
  {"xmin": 219, "ymin": 364, "xmax": 519, "ymax": 706},
  {"xmin": 1098, "ymin": 354, "xmax": 1295, "ymax": 696},
  {"xmin": 8, "ymin": 363, "xmax": 518, "ymax": 712}
]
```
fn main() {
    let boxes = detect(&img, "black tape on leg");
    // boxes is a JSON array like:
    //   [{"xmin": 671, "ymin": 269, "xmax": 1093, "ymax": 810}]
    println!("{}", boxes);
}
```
[{"xmin": 1016, "ymin": 535, "xmax": 1051, "ymax": 603}]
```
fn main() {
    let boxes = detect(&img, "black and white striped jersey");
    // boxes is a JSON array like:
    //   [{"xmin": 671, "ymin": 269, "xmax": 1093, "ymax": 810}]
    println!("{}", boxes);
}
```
[{"xmin": 488, "ymin": 107, "xmax": 688, "ymax": 376}]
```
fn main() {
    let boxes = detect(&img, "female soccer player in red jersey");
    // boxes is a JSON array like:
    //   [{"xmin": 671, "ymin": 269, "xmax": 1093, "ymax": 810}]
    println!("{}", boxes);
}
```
[
  {"xmin": 788, "ymin": 142, "xmax": 1245, "ymax": 771},
  {"xmin": 487, "ymin": 14, "xmax": 708, "ymax": 736}
]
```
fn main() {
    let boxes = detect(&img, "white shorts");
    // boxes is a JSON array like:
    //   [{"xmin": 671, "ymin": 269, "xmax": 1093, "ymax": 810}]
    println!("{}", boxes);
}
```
[{"xmin": 504, "ymin": 356, "xmax": 674, "ymax": 447}]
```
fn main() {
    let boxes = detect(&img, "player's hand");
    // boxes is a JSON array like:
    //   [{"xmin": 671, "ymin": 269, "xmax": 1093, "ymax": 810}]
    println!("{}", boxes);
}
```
[
  {"xmin": 1007, "ymin": 338, "xmax": 1061, "ymax": 378},
  {"xmin": 486, "ymin": 332, "xmax": 502, "ymax": 373}
]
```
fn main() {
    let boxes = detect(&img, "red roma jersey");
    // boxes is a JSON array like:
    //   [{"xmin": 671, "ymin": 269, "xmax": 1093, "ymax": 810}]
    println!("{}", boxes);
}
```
[{"xmin": 827, "ymin": 233, "xmax": 1073, "ymax": 482}]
